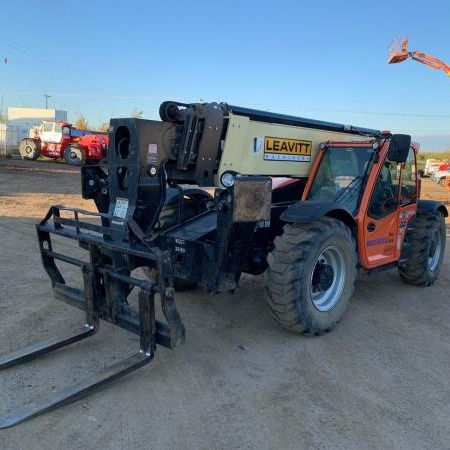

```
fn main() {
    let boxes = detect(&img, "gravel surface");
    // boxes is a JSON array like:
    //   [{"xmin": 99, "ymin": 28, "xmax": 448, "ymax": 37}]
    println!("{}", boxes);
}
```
[{"xmin": 1, "ymin": 158, "xmax": 450, "ymax": 450}]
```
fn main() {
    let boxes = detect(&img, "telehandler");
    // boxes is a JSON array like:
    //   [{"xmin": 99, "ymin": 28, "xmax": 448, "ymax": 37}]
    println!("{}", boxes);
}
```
[{"xmin": 0, "ymin": 101, "xmax": 447, "ymax": 427}]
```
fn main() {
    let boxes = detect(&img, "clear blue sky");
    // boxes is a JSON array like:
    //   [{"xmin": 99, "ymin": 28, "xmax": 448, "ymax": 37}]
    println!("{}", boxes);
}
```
[{"xmin": 1, "ymin": 0, "xmax": 450, "ymax": 150}]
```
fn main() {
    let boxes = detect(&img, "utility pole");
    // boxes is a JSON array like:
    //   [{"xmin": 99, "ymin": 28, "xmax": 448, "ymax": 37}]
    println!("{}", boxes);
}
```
[{"xmin": 44, "ymin": 94, "xmax": 51, "ymax": 109}]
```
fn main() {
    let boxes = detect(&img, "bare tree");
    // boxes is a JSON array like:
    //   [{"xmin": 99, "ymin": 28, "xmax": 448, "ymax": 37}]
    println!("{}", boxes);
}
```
[
  {"xmin": 96, "ymin": 122, "xmax": 110, "ymax": 132},
  {"xmin": 74, "ymin": 114, "xmax": 89, "ymax": 130},
  {"xmin": 130, "ymin": 108, "xmax": 143, "ymax": 118}
]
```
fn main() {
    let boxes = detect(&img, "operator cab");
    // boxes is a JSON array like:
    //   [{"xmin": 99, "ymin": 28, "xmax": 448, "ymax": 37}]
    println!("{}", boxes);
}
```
[
  {"xmin": 306, "ymin": 134, "xmax": 419, "ymax": 269},
  {"xmin": 40, "ymin": 121, "xmax": 64, "ymax": 143},
  {"xmin": 306, "ymin": 134, "xmax": 414, "ymax": 218}
]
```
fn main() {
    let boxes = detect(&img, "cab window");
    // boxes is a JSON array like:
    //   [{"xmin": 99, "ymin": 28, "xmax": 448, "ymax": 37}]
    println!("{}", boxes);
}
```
[
  {"xmin": 400, "ymin": 148, "xmax": 417, "ymax": 206},
  {"xmin": 42, "ymin": 122, "xmax": 54, "ymax": 132},
  {"xmin": 308, "ymin": 146, "xmax": 374, "ymax": 214},
  {"xmin": 368, "ymin": 161, "xmax": 400, "ymax": 218}
]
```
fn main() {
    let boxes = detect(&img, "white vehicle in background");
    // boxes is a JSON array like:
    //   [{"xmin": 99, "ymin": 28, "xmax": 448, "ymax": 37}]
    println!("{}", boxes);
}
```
[
  {"xmin": 424, "ymin": 159, "xmax": 446, "ymax": 177},
  {"xmin": 431, "ymin": 169, "xmax": 450, "ymax": 185}
]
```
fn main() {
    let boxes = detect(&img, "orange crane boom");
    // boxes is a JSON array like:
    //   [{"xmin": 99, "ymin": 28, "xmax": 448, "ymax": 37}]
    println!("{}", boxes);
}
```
[{"xmin": 388, "ymin": 37, "xmax": 450, "ymax": 77}]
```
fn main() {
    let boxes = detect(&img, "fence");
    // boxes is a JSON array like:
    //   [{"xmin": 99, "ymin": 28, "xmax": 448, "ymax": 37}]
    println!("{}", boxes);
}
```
[{"xmin": 0, "ymin": 124, "xmax": 20, "ymax": 156}]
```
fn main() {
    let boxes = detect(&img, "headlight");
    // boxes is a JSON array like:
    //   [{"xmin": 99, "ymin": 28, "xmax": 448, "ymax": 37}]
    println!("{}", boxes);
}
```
[{"xmin": 220, "ymin": 171, "xmax": 239, "ymax": 188}]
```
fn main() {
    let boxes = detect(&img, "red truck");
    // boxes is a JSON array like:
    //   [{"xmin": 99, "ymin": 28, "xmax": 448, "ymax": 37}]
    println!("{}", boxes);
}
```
[{"xmin": 19, "ymin": 121, "xmax": 109, "ymax": 165}]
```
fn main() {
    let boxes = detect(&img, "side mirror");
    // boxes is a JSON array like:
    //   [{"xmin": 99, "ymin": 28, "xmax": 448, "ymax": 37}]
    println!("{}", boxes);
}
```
[{"xmin": 388, "ymin": 134, "xmax": 411, "ymax": 162}]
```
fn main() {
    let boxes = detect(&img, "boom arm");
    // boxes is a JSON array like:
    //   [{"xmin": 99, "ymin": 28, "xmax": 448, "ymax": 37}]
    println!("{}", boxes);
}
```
[
  {"xmin": 409, "ymin": 51, "xmax": 450, "ymax": 76},
  {"xmin": 388, "ymin": 37, "xmax": 450, "ymax": 77}
]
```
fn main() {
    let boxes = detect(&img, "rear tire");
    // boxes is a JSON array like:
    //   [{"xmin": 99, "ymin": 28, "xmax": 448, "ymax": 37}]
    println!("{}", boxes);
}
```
[
  {"xmin": 64, "ymin": 145, "xmax": 86, "ymax": 165},
  {"xmin": 19, "ymin": 139, "xmax": 40, "ymax": 160},
  {"xmin": 265, "ymin": 217, "xmax": 356, "ymax": 335},
  {"xmin": 398, "ymin": 211, "xmax": 446, "ymax": 286}
]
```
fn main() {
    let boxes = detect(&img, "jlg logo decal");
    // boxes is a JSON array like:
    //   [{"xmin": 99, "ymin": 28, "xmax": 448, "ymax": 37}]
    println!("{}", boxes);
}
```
[
  {"xmin": 366, "ymin": 237, "xmax": 390, "ymax": 247},
  {"xmin": 264, "ymin": 137, "xmax": 312, "ymax": 162}
]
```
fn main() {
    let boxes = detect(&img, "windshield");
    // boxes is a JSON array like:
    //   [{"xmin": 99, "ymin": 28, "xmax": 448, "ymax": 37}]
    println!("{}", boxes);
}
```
[
  {"xmin": 307, "ymin": 146, "xmax": 375, "ymax": 214},
  {"xmin": 42, "ymin": 122, "xmax": 54, "ymax": 132},
  {"xmin": 41, "ymin": 122, "xmax": 62, "ymax": 133}
]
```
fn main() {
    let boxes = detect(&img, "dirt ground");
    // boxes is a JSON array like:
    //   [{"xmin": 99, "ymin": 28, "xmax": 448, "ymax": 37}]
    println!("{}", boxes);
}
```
[{"xmin": 1, "ymin": 158, "xmax": 450, "ymax": 450}]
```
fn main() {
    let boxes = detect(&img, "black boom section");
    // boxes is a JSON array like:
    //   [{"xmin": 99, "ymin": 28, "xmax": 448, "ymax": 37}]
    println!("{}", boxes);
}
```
[
  {"xmin": 224, "ymin": 104, "xmax": 381, "ymax": 136},
  {"xmin": 166, "ymin": 102, "xmax": 226, "ymax": 186}
]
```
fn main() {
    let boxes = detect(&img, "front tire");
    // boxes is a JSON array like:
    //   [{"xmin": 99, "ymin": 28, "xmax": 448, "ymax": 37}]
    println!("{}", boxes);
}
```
[
  {"xmin": 398, "ymin": 211, "xmax": 446, "ymax": 286},
  {"xmin": 19, "ymin": 139, "xmax": 40, "ymax": 160},
  {"xmin": 265, "ymin": 217, "xmax": 357, "ymax": 335}
]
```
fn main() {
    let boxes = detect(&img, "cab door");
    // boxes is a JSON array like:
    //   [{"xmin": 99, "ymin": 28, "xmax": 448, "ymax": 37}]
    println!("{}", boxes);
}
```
[{"xmin": 360, "ymin": 148, "xmax": 417, "ymax": 269}]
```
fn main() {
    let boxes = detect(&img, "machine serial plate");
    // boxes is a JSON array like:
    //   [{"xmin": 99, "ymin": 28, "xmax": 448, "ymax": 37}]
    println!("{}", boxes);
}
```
[{"xmin": 263, "ymin": 136, "xmax": 312, "ymax": 161}]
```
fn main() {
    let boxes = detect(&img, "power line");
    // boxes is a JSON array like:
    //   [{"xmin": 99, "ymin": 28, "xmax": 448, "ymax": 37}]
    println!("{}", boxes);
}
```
[
  {"xmin": 0, "ymin": 33, "xmax": 120, "ymax": 95},
  {"xmin": 1, "ymin": 92, "xmax": 167, "ymax": 100},
  {"xmin": 237, "ymin": 102, "xmax": 450, "ymax": 119},
  {"xmin": 2, "ymin": 92, "xmax": 449, "ymax": 120}
]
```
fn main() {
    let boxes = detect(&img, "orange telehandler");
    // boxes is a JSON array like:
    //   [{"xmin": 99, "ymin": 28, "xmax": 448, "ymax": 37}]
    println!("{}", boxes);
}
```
[
  {"xmin": 0, "ymin": 100, "xmax": 447, "ymax": 428},
  {"xmin": 388, "ymin": 37, "xmax": 450, "ymax": 77}
]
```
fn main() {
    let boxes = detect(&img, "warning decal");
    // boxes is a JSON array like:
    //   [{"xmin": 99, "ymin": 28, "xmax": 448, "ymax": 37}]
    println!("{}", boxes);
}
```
[
  {"xmin": 113, "ymin": 197, "xmax": 129, "ymax": 220},
  {"xmin": 264, "ymin": 136, "xmax": 312, "ymax": 162}
]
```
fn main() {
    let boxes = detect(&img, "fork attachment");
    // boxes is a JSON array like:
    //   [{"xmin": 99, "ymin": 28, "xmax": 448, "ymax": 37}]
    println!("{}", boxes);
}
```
[{"xmin": 0, "ymin": 206, "xmax": 185, "ymax": 429}]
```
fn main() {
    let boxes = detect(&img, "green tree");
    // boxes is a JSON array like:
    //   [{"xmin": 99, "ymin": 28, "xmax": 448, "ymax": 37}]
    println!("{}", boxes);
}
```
[{"xmin": 74, "ymin": 114, "xmax": 89, "ymax": 130}]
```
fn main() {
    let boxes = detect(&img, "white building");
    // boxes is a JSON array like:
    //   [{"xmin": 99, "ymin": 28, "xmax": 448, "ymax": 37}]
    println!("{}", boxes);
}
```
[{"xmin": 7, "ymin": 107, "xmax": 68, "ymax": 143}]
